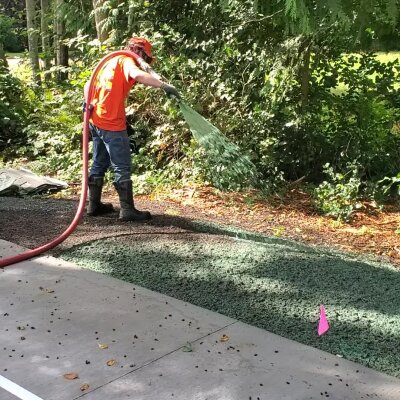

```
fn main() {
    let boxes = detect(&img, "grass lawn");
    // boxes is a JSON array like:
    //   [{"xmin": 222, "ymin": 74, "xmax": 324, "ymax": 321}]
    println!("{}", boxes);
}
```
[
  {"xmin": 5, "ymin": 51, "xmax": 26, "ymax": 58},
  {"xmin": 6, "ymin": 51, "xmax": 32, "ymax": 81},
  {"xmin": 375, "ymin": 51, "xmax": 400, "ymax": 63},
  {"xmin": 330, "ymin": 51, "xmax": 400, "ymax": 95}
]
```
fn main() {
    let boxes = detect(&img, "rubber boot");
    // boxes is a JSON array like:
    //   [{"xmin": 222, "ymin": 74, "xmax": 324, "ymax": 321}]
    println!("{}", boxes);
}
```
[
  {"xmin": 87, "ymin": 176, "xmax": 114, "ymax": 216},
  {"xmin": 114, "ymin": 180, "xmax": 151, "ymax": 222}
]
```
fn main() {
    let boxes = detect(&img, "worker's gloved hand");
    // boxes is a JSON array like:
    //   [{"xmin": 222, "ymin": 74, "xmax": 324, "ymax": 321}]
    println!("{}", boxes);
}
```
[{"xmin": 161, "ymin": 83, "xmax": 181, "ymax": 100}]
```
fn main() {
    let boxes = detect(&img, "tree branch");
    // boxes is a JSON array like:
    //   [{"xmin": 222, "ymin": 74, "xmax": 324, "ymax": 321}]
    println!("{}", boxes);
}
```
[{"xmin": 231, "ymin": 8, "xmax": 284, "ymax": 28}]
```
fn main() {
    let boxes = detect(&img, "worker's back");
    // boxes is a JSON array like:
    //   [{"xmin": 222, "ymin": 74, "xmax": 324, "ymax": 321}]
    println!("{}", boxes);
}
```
[{"xmin": 90, "ymin": 55, "xmax": 138, "ymax": 131}]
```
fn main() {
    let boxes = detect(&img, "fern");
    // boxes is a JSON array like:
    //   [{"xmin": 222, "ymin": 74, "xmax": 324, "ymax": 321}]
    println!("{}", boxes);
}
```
[{"xmin": 285, "ymin": 0, "xmax": 297, "ymax": 18}]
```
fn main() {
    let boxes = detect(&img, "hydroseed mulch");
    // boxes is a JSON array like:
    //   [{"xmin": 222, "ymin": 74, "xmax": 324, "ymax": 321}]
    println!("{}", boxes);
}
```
[{"xmin": 60, "ymin": 221, "xmax": 400, "ymax": 378}]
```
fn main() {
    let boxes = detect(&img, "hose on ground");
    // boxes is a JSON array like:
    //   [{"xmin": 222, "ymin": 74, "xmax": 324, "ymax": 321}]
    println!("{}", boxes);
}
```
[{"xmin": 0, "ymin": 50, "xmax": 141, "ymax": 268}]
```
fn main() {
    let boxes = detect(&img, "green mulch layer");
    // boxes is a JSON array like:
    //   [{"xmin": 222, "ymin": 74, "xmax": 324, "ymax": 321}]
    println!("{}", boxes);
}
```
[{"xmin": 60, "ymin": 221, "xmax": 400, "ymax": 378}]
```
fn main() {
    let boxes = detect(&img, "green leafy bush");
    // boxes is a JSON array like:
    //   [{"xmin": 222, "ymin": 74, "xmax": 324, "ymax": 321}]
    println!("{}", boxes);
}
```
[
  {"xmin": 377, "ymin": 172, "xmax": 400, "ymax": 199},
  {"xmin": 4, "ymin": 2, "xmax": 400, "ymax": 209},
  {"xmin": 13, "ymin": 84, "xmax": 84, "ymax": 180},
  {"xmin": 0, "ymin": 66, "xmax": 26, "ymax": 156},
  {"xmin": 313, "ymin": 163, "xmax": 361, "ymax": 221},
  {"xmin": 254, "ymin": 50, "xmax": 400, "ymax": 183}
]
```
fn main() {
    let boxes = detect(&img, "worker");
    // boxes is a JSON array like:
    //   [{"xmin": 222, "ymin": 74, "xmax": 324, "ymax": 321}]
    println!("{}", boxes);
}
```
[{"xmin": 84, "ymin": 37, "xmax": 180, "ymax": 221}]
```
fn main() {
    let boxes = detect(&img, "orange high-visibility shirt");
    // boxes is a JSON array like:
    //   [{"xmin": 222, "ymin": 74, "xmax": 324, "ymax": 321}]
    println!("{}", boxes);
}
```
[{"xmin": 90, "ymin": 55, "xmax": 139, "ymax": 131}]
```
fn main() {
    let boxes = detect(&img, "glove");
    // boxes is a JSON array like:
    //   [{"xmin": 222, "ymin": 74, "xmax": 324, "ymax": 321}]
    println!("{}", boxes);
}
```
[{"xmin": 161, "ymin": 83, "xmax": 181, "ymax": 99}]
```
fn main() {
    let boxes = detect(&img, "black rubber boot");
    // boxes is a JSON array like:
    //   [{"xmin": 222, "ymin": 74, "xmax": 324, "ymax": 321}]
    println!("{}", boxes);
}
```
[
  {"xmin": 114, "ymin": 180, "xmax": 151, "ymax": 222},
  {"xmin": 87, "ymin": 176, "xmax": 114, "ymax": 216}
]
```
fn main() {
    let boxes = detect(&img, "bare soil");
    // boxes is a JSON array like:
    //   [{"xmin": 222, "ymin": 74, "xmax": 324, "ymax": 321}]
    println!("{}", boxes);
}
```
[{"xmin": 1, "ymin": 186, "xmax": 399, "ymax": 266}]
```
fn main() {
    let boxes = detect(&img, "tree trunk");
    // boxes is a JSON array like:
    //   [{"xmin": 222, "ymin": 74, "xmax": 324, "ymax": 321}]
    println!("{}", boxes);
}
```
[
  {"xmin": 299, "ymin": 39, "xmax": 311, "ymax": 111},
  {"xmin": 26, "ymin": 0, "xmax": 41, "ymax": 84},
  {"xmin": 40, "ymin": 0, "xmax": 51, "ymax": 76},
  {"xmin": 127, "ymin": 2, "xmax": 134, "ymax": 33},
  {"xmin": 92, "ymin": 0, "xmax": 108, "ymax": 42},
  {"xmin": 0, "ymin": 42, "xmax": 8, "ymax": 68},
  {"xmin": 54, "ymin": 0, "xmax": 68, "ymax": 82}
]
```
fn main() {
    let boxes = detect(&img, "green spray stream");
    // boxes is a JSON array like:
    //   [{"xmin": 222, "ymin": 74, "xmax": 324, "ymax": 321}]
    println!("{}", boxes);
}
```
[
  {"xmin": 137, "ymin": 58, "xmax": 258, "ymax": 190},
  {"xmin": 178, "ymin": 101, "xmax": 258, "ymax": 190}
]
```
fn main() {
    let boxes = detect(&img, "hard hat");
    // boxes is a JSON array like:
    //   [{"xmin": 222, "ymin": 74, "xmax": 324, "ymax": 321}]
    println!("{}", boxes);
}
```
[{"xmin": 127, "ymin": 37, "xmax": 154, "ymax": 62}]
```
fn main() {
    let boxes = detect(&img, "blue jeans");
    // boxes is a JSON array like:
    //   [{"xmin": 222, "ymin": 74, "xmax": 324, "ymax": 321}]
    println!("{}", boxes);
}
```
[{"xmin": 89, "ymin": 124, "xmax": 132, "ymax": 183}]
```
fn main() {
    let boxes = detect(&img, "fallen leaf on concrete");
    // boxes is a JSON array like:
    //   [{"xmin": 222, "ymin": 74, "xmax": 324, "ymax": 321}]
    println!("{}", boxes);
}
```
[
  {"xmin": 80, "ymin": 383, "xmax": 90, "ymax": 391},
  {"xmin": 106, "ymin": 359, "xmax": 116, "ymax": 366},
  {"xmin": 98, "ymin": 343, "xmax": 108, "ymax": 349},
  {"xmin": 39, "ymin": 287, "xmax": 54, "ymax": 293},
  {"xmin": 219, "ymin": 334, "xmax": 230, "ymax": 342},
  {"xmin": 63, "ymin": 373, "xmax": 79, "ymax": 380}
]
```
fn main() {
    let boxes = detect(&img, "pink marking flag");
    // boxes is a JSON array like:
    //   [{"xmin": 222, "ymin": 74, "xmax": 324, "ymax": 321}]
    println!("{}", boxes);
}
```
[{"xmin": 318, "ymin": 304, "xmax": 330, "ymax": 336}]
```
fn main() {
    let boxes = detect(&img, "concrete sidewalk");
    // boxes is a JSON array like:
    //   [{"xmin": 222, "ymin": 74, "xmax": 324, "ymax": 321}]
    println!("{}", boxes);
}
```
[{"xmin": 1, "ymin": 239, "xmax": 399, "ymax": 400}]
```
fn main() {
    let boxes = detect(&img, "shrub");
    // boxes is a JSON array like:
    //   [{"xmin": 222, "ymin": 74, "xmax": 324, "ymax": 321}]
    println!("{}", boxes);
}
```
[
  {"xmin": 0, "ymin": 66, "xmax": 26, "ymax": 157},
  {"xmin": 313, "ymin": 163, "xmax": 362, "ymax": 221}
]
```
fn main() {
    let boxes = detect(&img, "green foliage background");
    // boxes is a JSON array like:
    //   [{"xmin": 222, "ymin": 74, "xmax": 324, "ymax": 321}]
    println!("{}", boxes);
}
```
[{"xmin": 1, "ymin": 0, "xmax": 400, "ymax": 218}]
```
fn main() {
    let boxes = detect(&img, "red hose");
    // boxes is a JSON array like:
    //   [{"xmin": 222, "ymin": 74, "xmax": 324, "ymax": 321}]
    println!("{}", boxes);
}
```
[{"xmin": 0, "ymin": 50, "xmax": 140, "ymax": 268}]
